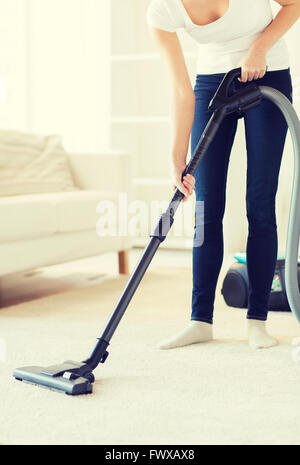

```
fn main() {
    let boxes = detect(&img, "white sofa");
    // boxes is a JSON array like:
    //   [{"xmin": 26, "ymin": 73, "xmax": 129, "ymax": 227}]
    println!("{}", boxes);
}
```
[{"xmin": 0, "ymin": 151, "xmax": 132, "ymax": 277}]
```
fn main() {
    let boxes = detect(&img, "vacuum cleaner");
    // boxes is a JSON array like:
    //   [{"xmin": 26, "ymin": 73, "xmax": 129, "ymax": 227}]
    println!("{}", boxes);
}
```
[
  {"xmin": 13, "ymin": 67, "xmax": 300, "ymax": 395},
  {"xmin": 221, "ymin": 253, "xmax": 300, "ymax": 312}
]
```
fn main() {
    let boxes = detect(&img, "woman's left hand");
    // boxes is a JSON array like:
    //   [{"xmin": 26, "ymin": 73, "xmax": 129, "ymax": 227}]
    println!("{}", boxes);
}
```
[{"xmin": 238, "ymin": 47, "xmax": 268, "ymax": 82}]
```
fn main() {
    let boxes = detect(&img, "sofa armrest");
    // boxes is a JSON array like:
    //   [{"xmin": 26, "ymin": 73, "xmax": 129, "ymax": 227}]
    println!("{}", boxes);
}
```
[{"xmin": 67, "ymin": 151, "xmax": 132, "ymax": 195}]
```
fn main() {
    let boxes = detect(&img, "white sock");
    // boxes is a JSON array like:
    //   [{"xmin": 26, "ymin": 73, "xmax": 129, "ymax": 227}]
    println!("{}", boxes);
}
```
[
  {"xmin": 248, "ymin": 319, "xmax": 278, "ymax": 349},
  {"xmin": 158, "ymin": 321, "xmax": 213, "ymax": 350}
]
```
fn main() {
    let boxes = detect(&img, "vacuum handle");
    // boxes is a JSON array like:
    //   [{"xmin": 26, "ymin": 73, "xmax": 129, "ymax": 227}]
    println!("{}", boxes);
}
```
[
  {"xmin": 173, "ymin": 67, "xmax": 242, "ymax": 200},
  {"xmin": 209, "ymin": 67, "xmax": 242, "ymax": 111},
  {"xmin": 217, "ymin": 67, "xmax": 242, "ymax": 99}
]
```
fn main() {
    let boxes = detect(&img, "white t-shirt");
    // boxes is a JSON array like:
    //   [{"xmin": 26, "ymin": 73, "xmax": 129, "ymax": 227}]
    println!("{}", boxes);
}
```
[{"xmin": 146, "ymin": 0, "xmax": 290, "ymax": 74}]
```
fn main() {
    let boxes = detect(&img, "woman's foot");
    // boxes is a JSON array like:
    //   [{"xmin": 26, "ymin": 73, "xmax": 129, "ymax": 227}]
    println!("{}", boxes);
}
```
[
  {"xmin": 248, "ymin": 319, "xmax": 278, "ymax": 349},
  {"xmin": 158, "ymin": 321, "xmax": 213, "ymax": 350}
]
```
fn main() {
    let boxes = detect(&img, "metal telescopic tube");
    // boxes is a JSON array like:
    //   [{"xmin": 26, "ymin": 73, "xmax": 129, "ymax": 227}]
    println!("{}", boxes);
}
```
[
  {"xmin": 83, "ymin": 237, "xmax": 161, "ymax": 369},
  {"xmin": 101, "ymin": 236, "xmax": 161, "ymax": 342},
  {"xmin": 259, "ymin": 86, "xmax": 300, "ymax": 323}
]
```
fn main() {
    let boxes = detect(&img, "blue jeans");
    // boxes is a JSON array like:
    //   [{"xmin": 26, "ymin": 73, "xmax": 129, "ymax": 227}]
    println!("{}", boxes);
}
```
[{"xmin": 191, "ymin": 68, "xmax": 293, "ymax": 324}]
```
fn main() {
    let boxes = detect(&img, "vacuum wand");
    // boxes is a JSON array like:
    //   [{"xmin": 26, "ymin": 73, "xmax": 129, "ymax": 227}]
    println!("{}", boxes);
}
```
[
  {"xmin": 13, "ymin": 105, "xmax": 229, "ymax": 395},
  {"xmin": 83, "ymin": 106, "xmax": 227, "ymax": 370},
  {"xmin": 15, "ymin": 68, "xmax": 284, "ymax": 395},
  {"xmin": 90, "ymin": 67, "xmax": 264, "ymax": 358}
]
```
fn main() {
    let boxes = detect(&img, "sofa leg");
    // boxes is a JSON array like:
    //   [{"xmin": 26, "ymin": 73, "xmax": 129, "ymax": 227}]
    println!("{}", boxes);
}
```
[
  {"xmin": 0, "ymin": 279, "xmax": 3, "ymax": 307},
  {"xmin": 118, "ymin": 250, "xmax": 129, "ymax": 275}
]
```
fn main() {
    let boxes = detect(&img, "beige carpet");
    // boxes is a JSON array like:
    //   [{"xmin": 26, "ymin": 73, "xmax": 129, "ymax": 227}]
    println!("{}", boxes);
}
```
[{"xmin": 0, "ymin": 265, "xmax": 300, "ymax": 445}]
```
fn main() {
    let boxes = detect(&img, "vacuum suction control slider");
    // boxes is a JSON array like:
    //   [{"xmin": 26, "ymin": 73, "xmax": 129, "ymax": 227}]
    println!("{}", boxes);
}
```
[{"xmin": 208, "ymin": 67, "xmax": 262, "ymax": 115}]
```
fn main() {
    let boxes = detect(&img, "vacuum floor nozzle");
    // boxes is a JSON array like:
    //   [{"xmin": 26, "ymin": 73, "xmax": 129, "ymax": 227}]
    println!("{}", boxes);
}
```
[{"xmin": 13, "ymin": 361, "xmax": 94, "ymax": 395}]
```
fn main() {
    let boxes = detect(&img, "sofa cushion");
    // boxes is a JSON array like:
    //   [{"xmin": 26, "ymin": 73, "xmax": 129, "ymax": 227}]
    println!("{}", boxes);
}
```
[
  {"xmin": 0, "ymin": 194, "xmax": 58, "ymax": 242},
  {"xmin": 0, "ymin": 190, "xmax": 120, "ymax": 243},
  {"xmin": 0, "ymin": 130, "xmax": 77, "ymax": 196},
  {"xmin": 0, "ymin": 230, "xmax": 131, "ymax": 276},
  {"xmin": 54, "ymin": 190, "xmax": 119, "ymax": 233}
]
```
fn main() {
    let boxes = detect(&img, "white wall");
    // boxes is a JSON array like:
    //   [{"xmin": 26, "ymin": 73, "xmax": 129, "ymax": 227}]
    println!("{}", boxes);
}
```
[
  {"xmin": 0, "ymin": 0, "xmax": 111, "ymax": 153},
  {"xmin": 28, "ymin": 0, "xmax": 111, "ymax": 152},
  {"xmin": 0, "ymin": 0, "xmax": 29, "ymax": 130}
]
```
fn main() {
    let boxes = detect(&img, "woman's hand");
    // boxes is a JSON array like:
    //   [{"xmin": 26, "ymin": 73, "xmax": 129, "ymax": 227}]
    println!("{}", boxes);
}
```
[
  {"xmin": 238, "ymin": 46, "xmax": 268, "ymax": 82},
  {"xmin": 172, "ymin": 163, "xmax": 195, "ymax": 202}
]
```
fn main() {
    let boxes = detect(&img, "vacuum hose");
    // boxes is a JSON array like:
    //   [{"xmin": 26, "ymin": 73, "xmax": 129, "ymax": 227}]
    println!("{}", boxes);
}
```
[
  {"xmin": 88, "ymin": 73, "xmax": 300, "ymax": 368},
  {"xmin": 12, "ymin": 71, "xmax": 300, "ymax": 394},
  {"xmin": 259, "ymin": 86, "xmax": 300, "ymax": 324}
]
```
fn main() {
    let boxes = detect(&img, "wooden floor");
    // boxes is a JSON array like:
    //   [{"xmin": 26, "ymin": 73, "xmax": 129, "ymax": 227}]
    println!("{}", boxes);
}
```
[{"xmin": 0, "ymin": 248, "xmax": 193, "ymax": 308}]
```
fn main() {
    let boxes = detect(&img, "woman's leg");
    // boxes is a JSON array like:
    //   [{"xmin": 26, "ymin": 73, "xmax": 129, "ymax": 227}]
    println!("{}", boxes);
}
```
[
  {"xmin": 191, "ymin": 92, "xmax": 238, "ymax": 325},
  {"xmin": 159, "ymin": 74, "xmax": 238, "ymax": 349},
  {"xmin": 242, "ymin": 69, "xmax": 293, "ymax": 348}
]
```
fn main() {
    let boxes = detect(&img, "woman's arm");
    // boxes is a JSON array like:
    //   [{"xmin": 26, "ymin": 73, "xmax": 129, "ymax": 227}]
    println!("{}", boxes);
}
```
[
  {"xmin": 239, "ymin": 0, "xmax": 300, "ymax": 82},
  {"xmin": 149, "ymin": 27, "xmax": 195, "ymax": 200}
]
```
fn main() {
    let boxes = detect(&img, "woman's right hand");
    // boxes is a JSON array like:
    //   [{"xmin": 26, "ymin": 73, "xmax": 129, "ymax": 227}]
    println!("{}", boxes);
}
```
[{"xmin": 172, "ymin": 163, "xmax": 195, "ymax": 202}]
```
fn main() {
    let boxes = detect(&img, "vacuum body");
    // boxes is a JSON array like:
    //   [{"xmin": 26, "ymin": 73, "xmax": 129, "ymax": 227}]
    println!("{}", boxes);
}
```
[
  {"xmin": 222, "ymin": 257, "xmax": 300, "ymax": 312},
  {"xmin": 13, "ymin": 68, "xmax": 300, "ymax": 395}
]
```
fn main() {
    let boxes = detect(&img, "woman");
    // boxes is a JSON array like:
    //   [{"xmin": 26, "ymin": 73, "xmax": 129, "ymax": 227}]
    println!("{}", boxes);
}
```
[{"xmin": 147, "ymin": 0, "xmax": 300, "ymax": 349}]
